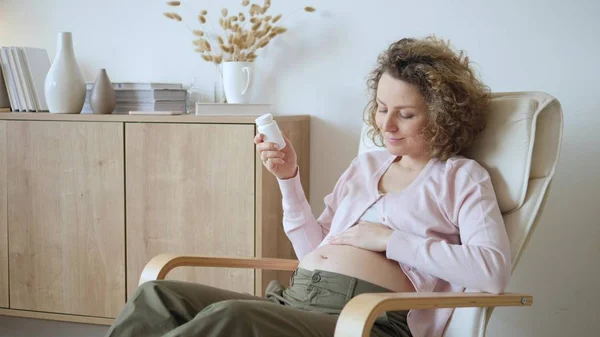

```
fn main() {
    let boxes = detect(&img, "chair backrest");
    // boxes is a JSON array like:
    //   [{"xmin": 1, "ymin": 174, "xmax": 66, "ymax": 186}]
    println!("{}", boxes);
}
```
[{"xmin": 358, "ymin": 91, "xmax": 564, "ymax": 337}]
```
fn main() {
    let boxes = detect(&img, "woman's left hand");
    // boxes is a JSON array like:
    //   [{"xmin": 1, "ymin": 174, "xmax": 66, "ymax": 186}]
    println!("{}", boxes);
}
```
[{"xmin": 327, "ymin": 221, "xmax": 394, "ymax": 252}]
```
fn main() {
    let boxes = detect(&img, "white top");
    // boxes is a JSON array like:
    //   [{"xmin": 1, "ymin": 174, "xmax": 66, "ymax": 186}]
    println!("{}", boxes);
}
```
[{"xmin": 358, "ymin": 198, "xmax": 384, "ymax": 223}]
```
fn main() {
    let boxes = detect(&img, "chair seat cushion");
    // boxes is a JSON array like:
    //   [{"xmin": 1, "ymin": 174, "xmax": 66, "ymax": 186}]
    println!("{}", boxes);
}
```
[{"xmin": 462, "ymin": 94, "xmax": 538, "ymax": 213}]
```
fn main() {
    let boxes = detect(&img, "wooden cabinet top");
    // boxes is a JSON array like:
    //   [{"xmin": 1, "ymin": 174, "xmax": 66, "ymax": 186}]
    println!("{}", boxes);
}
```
[{"xmin": 0, "ymin": 113, "xmax": 310, "ymax": 124}]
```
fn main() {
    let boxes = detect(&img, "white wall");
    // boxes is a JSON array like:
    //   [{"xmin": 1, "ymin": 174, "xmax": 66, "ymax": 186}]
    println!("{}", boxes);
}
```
[{"xmin": 1, "ymin": 0, "xmax": 599, "ymax": 336}]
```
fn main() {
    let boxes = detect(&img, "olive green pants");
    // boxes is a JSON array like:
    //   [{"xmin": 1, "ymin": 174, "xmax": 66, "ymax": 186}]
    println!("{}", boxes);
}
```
[{"xmin": 105, "ymin": 268, "xmax": 412, "ymax": 337}]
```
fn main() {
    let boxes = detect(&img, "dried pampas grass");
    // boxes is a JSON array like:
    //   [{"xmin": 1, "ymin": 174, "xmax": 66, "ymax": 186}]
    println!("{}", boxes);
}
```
[{"xmin": 163, "ymin": 0, "xmax": 317, "ymax": 64}]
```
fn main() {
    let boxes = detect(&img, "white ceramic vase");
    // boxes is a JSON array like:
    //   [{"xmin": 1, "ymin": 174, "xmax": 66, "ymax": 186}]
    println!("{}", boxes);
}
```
[
  {"xmin": 222, "ymin": 62, "xmax": 254, "ymax": 104},
  {"xmin": 44, "ymin": 32, "xmax": 86, "ymax": 114}
]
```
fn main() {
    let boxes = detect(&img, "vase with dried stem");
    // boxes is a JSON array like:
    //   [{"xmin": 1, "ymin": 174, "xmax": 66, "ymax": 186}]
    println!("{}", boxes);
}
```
[{"xmin": 163, "ymin": 0, "xmax": 316, "ymax": 103}]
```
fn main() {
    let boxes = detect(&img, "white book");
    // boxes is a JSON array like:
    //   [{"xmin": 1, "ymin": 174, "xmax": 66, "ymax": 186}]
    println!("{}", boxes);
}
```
[
  {"xmin": 114, "ymin": 82, "xmax": 182, "ymax": 90},
  {"xmin": 85, "ymin": 82, "xmax": 183, "ymax": 91},
  {"xmin": 114, "ymin": 101, "xmax": 186, "ymax": 113},
  {"xmin": 115, "ymin": 89, "xmax": 186, "ymax": 102},
  {"xmin": 195, "ymin": 103, "xmax": 271, "ymax": 115},
  {"xmin": 21, "ymin": 47, "xmax": 50, "ymax": 111},
  {"xmin": 128, "ymin": 110, "xmax": 183, "ymax": 115},
  {"xmin": 0, "ymin": 67, "xmax": 10, "ymax": 108},
  {"xmin": 82, "ymin": 100, "xmax": 186, "ymax": 114},
  {"xmin": 1, "ymin": 47, "xmax": 21, "ymax": 111},
  {"xmin": 14, "ymin": 47, "xmax": 36, "ymax": 111},
  {"xmin": 7, "ymin": 48, "xmax": 27, "ymax": 111},
  {"xmin": 84, "ymin": 88, "xmax": 186, "ymax": 103}
]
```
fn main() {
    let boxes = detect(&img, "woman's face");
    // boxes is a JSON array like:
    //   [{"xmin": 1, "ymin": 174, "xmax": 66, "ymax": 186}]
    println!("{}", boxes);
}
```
[{"xmin": 375, "ymin": 72, "xmax": 429, "ymax": 158}]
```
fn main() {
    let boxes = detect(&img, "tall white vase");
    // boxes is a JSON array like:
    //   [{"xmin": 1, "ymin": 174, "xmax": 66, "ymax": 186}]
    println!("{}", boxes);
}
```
[{"xmin": 44, "ymin": 32, "xmax": 86, "ymax": 114}]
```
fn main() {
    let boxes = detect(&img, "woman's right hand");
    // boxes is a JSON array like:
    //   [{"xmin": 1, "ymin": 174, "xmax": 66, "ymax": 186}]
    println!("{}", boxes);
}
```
[{"xmin": 254, "ymin": 132, "xmax": 298, "ymax": 180}]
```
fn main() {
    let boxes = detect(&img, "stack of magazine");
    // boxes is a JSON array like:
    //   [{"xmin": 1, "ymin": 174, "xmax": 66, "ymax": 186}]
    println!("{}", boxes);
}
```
[{"xmin": 82, "ymin": 82, "xmax": 186, "ymax": 114}]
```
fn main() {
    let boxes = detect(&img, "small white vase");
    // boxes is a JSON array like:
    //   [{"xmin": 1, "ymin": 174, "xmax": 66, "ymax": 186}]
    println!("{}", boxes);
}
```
[
  {"xmin": 44, "ymin": 32, "xmax": 86, "ymax": 114},
  {"xmin": 223, "ymin": 62, "xmax": 254, "ymax": 104}
]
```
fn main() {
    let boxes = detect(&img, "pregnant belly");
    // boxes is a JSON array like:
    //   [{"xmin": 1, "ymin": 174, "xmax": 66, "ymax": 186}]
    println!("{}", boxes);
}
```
[{"xmin": 298, "ymin": 244, "xmax": 416, "ymax": 293}]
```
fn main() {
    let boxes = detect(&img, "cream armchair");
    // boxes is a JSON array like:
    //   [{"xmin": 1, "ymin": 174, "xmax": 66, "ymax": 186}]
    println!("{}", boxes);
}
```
[{"xmin": 139, "ymin": 91, "xmax": 563, "ymax": 337}]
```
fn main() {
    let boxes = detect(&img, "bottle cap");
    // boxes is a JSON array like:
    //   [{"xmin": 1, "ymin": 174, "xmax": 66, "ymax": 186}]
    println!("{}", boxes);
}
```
[{"xmin": 255, "ymin": 113, "xmax": 273, "ymax": 126}]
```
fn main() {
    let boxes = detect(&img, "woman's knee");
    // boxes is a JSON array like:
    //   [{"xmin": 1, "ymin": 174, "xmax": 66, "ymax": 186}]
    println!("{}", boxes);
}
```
[
  {"xmin": 205, "ymin": 300, "xmax": 256, "ymax": 319},
  {"xmin": 133, "ymin": 280, "xmax": 183, "ymax": 300}
]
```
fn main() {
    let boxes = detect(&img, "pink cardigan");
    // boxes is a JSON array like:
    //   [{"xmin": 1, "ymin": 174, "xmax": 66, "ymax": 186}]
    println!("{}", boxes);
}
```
[{"xmin": 277, "ymin": 150, "xmax": 511, "ymax": 337}]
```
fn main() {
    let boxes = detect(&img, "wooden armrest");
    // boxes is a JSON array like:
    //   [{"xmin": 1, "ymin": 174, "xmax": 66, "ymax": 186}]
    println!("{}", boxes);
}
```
[
  {"xmin": 139, "ymin": 254, "xmax": 299, "ymax": 286},
  {"xmin": 334, "ymin": 292, "xmax": 532, "ymax": 337}
]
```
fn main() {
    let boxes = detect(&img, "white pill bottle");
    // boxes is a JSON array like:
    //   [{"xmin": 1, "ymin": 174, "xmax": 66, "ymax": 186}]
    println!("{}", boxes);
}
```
[{"xmin": 255, "ymin": 113, "xmax": 287, "ymax": 150}]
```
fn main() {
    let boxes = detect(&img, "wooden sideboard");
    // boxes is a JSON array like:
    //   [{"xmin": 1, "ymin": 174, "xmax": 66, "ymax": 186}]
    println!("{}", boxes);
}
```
[{"xmin": 0, "ymin": 113, "xmax": 310, "ymax": 325}]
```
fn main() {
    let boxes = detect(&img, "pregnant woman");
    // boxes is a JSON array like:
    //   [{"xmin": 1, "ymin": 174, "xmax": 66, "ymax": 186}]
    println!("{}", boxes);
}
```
[{"xmin": 105, "ymin": 35, "xmax": 511, "ymax": 337}]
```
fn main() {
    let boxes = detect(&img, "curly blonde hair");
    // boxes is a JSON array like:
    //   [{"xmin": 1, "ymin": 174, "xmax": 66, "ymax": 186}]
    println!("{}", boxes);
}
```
[{"xmin": 363, "ymin": 35, "xmax": 491, "ymax": 161}]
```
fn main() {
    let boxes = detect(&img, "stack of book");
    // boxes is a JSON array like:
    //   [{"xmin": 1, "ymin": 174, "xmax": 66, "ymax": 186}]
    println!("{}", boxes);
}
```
[
  {"xmin": 82, "ymin": 82, "xmax": 186, "ymax": 114},
  {"xmin": 0, "ymin": 46, "xmax": 51, "ymax": 112}
]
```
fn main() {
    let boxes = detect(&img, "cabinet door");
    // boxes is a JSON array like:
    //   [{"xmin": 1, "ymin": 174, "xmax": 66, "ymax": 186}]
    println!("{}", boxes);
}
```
[
  {"xmin": 126, "ymin": 123, "xmax": 255, "ymax": 297},
  {"xmin": 7, "ymin": 121, "xmax": 125, "ymax": 317},
  {"xmin": 0, "ymin": 122, "xmax": 7, "ymax": 308}
]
